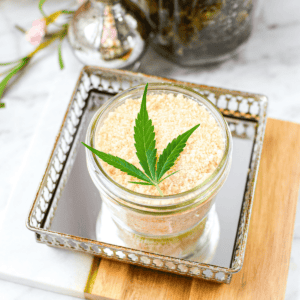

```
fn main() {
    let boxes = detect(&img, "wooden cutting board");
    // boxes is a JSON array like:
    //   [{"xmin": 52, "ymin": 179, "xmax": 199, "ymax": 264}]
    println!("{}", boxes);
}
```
[{"xmin": 84, "ymin": 118, "xmax": 300, "ymax": 300}]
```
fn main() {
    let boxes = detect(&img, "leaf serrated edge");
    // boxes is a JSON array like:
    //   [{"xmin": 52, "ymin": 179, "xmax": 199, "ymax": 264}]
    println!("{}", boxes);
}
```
[
  {"xmin": 133, "ymin": 83, "xmax": 157, "ymax": 180},
  {"xmin": 156, "ymin": 124, "xmax": 200, "ymax": 180},
  {"xmin": 82, "ymin": 142, "xmax": 152, "ymax": 184},
  {"xmin": 159, "ymin": 170, "xmax": 180, "ymax": 183},
  {"xmin": 129, "ymin": 181, "xmax": 153, "ymax": 186}
]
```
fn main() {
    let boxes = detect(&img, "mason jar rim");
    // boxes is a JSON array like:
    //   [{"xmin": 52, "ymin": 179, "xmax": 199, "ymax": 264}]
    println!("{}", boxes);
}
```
[{"xmin": 85, "ymin": 82, "xmax": 232, "ymax": 208}]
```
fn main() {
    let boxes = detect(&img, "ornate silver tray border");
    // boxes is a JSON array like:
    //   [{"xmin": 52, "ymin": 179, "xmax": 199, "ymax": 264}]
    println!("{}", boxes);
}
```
[{"xmin": 26, "ymin": 66, "xmax": 268, "ymax": 284}]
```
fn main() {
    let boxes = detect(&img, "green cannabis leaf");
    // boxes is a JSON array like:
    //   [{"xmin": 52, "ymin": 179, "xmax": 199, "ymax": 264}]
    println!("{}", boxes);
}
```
[
  {"xmin": 134, "ymin": 83, "xmax": 157, "ymax": 180},
  {"xmin": 156, "ymin": 123, "xmax": 200, "ymax": 181},
  {"xmin": 82, "ymin": 84, "xmax": 200, "ymax": 196},
  {"xmin": 82, "ymin": 143, "xmax": 152, "ymax": 184}
]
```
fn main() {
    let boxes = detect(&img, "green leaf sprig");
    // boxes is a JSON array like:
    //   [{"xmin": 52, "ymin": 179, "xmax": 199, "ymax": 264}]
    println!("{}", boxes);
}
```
[
  {"xmin": 82, "ymin": 84, "xmax": 200, "ymax": 196},
  {"xmin": 0, "ymin": 0, "xmax": 74, "ymax": 103}
]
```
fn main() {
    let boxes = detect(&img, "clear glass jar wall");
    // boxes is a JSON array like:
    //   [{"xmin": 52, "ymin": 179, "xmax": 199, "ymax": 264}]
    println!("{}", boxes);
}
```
[{"xmin": 86, "ymin": 83, "xmax": 232, "ymax": 259}]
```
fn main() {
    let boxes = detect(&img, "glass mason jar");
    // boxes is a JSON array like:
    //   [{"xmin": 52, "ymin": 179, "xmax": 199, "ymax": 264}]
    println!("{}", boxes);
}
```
[
  {"xmin": 85, "ymin": 83, "xmax": 232, "ymax": 260},
  {"xmin": 129, "ymin": 0, "xmax": 255, "ymax": 65}
]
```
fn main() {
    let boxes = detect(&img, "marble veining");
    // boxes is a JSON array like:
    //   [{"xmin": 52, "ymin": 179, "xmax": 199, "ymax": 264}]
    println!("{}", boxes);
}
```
[{"xmin": 0, "ymin": 0, "xmax": 300, "ymax": 298}]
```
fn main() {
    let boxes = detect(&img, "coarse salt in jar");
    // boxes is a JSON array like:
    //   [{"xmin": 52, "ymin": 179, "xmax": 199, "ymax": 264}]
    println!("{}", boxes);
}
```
[{"xmin": 85, "ymin": 83, "xmax": 232, "ymax": 261}]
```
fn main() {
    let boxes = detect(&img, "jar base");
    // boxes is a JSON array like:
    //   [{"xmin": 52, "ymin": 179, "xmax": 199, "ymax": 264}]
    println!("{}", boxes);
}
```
[
  {"xmin": 96, "ymin": 203, "xmax": 220, "ymax": 263},
  {"xmin": 181, "ymin": 210, "xmax": 220, "ymax": 263},
  {"xmin": 150, "ymin": 35, "xmax": 250, "ymax": 67}
]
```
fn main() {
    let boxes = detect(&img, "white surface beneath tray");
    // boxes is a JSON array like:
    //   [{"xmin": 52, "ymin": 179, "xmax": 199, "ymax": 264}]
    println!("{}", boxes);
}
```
[
  {"xmin": 0, "ymin": 61, "xmax": 93, "ymax": 298},
  {"xmin": 1, "ymin": 0, "xmax": 300, "ymax": 299}
]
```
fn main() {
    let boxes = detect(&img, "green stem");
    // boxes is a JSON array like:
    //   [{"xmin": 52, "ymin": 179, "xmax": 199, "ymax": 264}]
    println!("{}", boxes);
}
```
[
  {"xmin": 146, "ymin": 175, "xmax": 164, "ymax": 196},
  {"xmin": 0, "ymin": 59, "xmax": 22, "ymax": 66},
  {"xmin": 154, "ymin": 184, "xmax": 164, "ymax": 197},
  {"xmin": 15, "ymin": 25, "xmax": 26, "ymax": 34},
  {"xmin": 0, "ymin": 65, "xmax": 18, "ymax": 76},
  {"xmin": 61, "ymin": 10, "xmax": 75, "ymax": 14},
  {"xmin": 28, "ymin": 25, "xmax": 68, "ymax": 58},
  {"xmin": 39, "ymin": 0, "xmax": 48, "ymax": 17},
  {"xmin": 57, "ymin": 39, "xmax": 64, "ymax": 70},
  {"xmin": 0, "ymin": 57, "xmax": 30, "ymax": 99},
  {"xmin": 0, "ymin": 25, "xmax": 68, "ymax": 99}
]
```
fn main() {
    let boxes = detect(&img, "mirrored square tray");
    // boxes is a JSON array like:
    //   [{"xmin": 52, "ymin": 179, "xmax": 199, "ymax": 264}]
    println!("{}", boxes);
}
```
[{"xmin": 26, "ymin": 66, "xmax": 268, "ymax": 284}]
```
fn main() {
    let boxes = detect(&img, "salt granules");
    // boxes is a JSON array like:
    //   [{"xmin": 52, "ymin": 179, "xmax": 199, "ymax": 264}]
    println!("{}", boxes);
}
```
[{"xmin": 95, "ymin": 92, "xmax": 224, "ymax": 197}]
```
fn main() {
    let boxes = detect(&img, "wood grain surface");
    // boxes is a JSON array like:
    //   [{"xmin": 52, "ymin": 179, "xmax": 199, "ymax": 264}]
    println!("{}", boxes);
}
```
[{"xmin": 85, "ymin": 118, "xmax": 300, "ymax": 300}]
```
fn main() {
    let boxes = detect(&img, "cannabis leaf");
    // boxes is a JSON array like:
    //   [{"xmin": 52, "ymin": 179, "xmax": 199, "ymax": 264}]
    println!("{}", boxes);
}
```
[
  {"xmin": 156, "ymin": 124, "xmax": 200, "ymax": 180},
  {"xmin": 82, "ymin": 84, "xmax": 200, "ymax": 196},
  {"xmin": 134, "ymin": 83, "xmax": 157, "ymax": 180},
  {"xmin": 82, "ymin": 143, "xmax": 152, "ymax": 184}
]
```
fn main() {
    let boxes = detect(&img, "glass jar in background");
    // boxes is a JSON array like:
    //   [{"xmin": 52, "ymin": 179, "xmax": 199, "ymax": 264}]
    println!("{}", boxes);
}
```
[
  {"xmin": 85, "ymin": 83, "xmax": 232, "ymax": 261},
  {"xmin": 129, "ymin": 0, "xmax": 255, "ymax": 65}
]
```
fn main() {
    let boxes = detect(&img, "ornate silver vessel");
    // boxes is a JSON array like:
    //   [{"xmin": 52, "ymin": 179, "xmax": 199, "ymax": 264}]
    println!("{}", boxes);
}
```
[{"xmin": 68, "ymin": 0, "xmax": 150, "ymax": 69}]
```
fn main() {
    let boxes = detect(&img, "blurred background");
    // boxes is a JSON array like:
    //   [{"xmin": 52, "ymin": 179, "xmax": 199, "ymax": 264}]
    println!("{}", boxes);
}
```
[{"xmin": 0, "ymin": 0, "xmax": 299, "ymax": 299}]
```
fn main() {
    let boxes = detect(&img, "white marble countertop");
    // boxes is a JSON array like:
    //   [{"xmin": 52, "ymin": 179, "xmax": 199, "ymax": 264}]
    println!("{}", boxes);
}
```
[{"xmin": 0, "ymin": 0, "xmax": 300, "ymax": 299}]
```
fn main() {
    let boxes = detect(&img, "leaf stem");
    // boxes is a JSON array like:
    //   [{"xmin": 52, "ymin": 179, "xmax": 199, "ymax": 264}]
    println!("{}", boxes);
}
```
[
  {"xmin": 15, "ymin": 24, "xmax": 26, "ymax": 34},
  {"xmin": 58, "ymin": 39, "xmax": 64, "ymax": 70},
  {"xmin": 154, "ymin": 184, "xmax": 164, "ymax": 197},
  {"xmin": 0, "ymin": 25, "xmax": 68, "ymax": 99},
  {"xmin": 39, "ymin": 0, "xmax": 48, "ymax": 18},
  {"xmin": 0, "ymin": 59, "xmax": 22, "ymax": 66},
  {"xmin": 28, "ymin": 25, "xmax": 67, "ymax": 58},
  {"xmin": 0, "ymin": 65, "xmax": 18, "ymax": 76},
  {"xmin": 0, "ymin": 57, "xmax": 30, "ymax": 99},
  {"xmin": 62, "ymin": 10, "xmax": 75, "ymax": 14}
]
